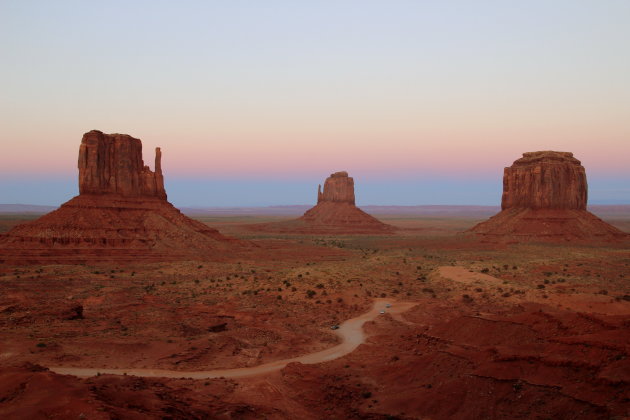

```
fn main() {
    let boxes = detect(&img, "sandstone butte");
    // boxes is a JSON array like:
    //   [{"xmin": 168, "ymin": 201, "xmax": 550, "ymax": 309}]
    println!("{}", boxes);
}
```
[
  {"xmin": 245, "ymin": 171, "xmax": 393, "ymax": 234},
  {"xmin": 0, "ymin": 130, "xmax": 236, "ymax": 264},
  {"xmin": 297, "ymin": 171, "xmax": 394, "ymax": 234},
  {"xmin": 468, "ymin": 151, "xmax": 627, "ymax": 242}
]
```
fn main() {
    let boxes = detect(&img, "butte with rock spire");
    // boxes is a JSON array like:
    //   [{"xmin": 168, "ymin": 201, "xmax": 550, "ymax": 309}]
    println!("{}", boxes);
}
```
[
  {"xmin": 468, "ymin": 151, "xmax": 627, "ymax": 242},
  {"xmin": 250, "ymin": 171, "xmax": 393, "ymax": 234},
  {"xmin": 0, "ymin": 130, "xmax": 236, "ymax": 264}
]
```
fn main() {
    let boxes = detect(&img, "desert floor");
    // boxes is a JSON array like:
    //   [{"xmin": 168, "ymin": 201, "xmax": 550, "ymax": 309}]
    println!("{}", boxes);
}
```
[{"xmin": 1, "ymin": 213, "xmax": 629, "ymax": 419}]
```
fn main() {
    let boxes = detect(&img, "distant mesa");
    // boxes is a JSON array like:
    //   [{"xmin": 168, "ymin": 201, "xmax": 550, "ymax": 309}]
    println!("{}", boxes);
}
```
[
  {"xmin": 0, "ymin": 130, "xmax": 236, "ymax": 264},
  {"xmin": 250, "ymin": 171, "xmax": 394, "ymax": 234},
  {"xmin": 468, "ymin": 151, "xmax": 627, "ymax": 242},
  {"xmin": 300, "ymin": 171, "xmax": 394, "ymax": 232}
]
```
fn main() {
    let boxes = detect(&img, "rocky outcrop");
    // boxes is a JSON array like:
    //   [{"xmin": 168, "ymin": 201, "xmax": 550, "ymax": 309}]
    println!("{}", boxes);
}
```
[
  {"xmin": 78, "ymin": 130, "xmax": 166, "ymax": 199},
  {"xmin": 60, "ymin": 303, "xmax": 84, "ymax": 320},
  {"xmin": 250, "ymin": 171, "xmax": 393, "ymax": 234},
  {"xmin": 0, "ymin": 130, "xmax": 237, "ymax": 264},
  {"xmin": 469, "ymin": 151, "xmax": 627, "ymax": 242},
  {"xmin": 317, "ymin": 171, "xmax": 355, "ymax": 204},
  {"xmin": 501, "ymin": 151, "xmax": 586, "ymax": 210}
]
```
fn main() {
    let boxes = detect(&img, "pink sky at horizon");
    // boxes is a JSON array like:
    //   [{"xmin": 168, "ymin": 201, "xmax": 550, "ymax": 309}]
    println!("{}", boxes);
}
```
[{"xmin": 2, "ymin": 126, "xmax": 628, "ymax": 179}]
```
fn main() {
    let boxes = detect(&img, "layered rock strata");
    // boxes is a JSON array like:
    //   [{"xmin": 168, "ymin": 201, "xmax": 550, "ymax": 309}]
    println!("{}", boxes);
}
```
[
  {"xmin": 0, "ymin": 131, "xmax": 235, "ymax": 264},
  {"xmin": 469, "ymin": 151, "xmax": 626, "ymax": 242},
  {"xmin": 501, "ymin": 151, "xmax": 587, "ymax": 210}
]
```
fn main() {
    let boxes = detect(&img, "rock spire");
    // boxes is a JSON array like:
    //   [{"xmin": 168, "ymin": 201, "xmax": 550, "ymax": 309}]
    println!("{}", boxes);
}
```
[{"xmin": 0, "ymin": 130, "xmax": 236, "ymax": 264}]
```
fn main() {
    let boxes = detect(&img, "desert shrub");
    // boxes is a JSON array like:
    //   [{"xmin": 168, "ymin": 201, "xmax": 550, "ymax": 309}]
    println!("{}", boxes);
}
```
[{"xmin": 306, "ymin": 290, "xmax": 316, "ymax": 298}]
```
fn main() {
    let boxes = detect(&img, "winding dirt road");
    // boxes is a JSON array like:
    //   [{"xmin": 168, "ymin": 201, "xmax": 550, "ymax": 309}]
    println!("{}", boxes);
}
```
[{"xmin": 50, "ymin": 299, "xmax": 416, "ymax": 379}]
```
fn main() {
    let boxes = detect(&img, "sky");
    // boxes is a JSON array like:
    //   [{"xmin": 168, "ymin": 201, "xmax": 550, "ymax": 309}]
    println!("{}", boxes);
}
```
[{"xmin": 1, "ymin": 1, "xmax": 629, "ymax": 206}]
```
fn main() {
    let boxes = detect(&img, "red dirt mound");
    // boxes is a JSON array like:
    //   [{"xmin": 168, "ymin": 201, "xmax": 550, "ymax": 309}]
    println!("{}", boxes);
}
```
[{"xmin": 469, "ymin": 208, "xmax": 626, "ymax": 242}]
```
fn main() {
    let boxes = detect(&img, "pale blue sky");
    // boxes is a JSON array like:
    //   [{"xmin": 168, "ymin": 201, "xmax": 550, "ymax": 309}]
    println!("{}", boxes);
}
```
[{"xmin": 1, "ymin": 1, "xmax": 629, "ymax": 205}]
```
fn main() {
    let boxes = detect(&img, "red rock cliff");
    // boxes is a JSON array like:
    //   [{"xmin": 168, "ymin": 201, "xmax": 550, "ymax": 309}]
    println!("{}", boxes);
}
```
[
  {"xmin": 317, "ymin": 171, "xmax": 355, "ymax": 205},
  {"xmin": 501, "ymin": 151, "xmax": 587, "ymax": 210},
  {"xmin": 78, "ymin": 130, "xmax": 167, "ymax": 199}
]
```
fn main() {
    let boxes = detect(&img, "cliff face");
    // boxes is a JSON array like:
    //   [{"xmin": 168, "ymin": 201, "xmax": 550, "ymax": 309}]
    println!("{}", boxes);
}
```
[
  {"xmin": 317, "ymin": 171, "xmax": 355, "ymax": 205},
  {"xmin": 501, "ymin": 151, "xmax": 587, "ymax": 210},
  {"xmin": 78, "ymin": 130, "xmax": 166, "ymax": 199}
]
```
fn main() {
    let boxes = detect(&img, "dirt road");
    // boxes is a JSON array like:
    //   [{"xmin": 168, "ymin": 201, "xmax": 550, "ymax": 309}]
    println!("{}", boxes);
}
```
[{"xmin": 50, "ymin": 299, "xmax": 416, "ymax": 379}]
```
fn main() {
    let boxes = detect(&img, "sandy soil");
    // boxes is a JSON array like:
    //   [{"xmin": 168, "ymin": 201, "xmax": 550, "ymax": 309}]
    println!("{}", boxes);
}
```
[{"xmin": 1, "ymin": 213, "xmax": 629, "ymax": 419}]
